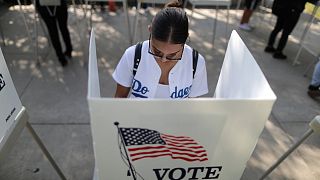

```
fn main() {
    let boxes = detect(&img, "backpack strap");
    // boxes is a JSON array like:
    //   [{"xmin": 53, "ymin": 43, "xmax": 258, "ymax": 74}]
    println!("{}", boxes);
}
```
[
  {"xmin": 192, "ymin": 49, "xmax": 199, "ymax": 78},
  {"xmin": 133, "ymin": 42, "xmax": 143, "ymax": 77}
]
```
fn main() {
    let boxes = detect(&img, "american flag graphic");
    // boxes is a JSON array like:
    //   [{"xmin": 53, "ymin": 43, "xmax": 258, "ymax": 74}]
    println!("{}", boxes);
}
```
[{"xmin": 119, "ymin": 127, "xmax": 208, "ymax": 162}]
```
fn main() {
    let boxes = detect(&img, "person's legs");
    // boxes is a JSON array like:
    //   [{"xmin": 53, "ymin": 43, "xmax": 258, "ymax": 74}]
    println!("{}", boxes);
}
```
[
  {"xmin": 108, "ymin": 0, "xmax": 116, "ymax": 12},
  {"xmin": 276, "ymin": 12, "xmax": 300, "ymax": 52},
  {"xmin": 240, "ymin": 9, "xmax": 253, "ymax": 24},
  {"xmin": 99, "ymin": 2, "xmax": 106, "ymax": 12},
  {"xmin": 265, "ymin": 14, "xmax": 284, "ymax": 52},
  {"xmin": 308, "ymin": 59, "xmax": 320, "ymax": 98},
  {"xmin": 273, "ymin": 12, "xmax": 300, "ymax": 59},
  {"xmin": 239, "ymin": 0, "xmax": 255, "ymax": 31},
  {"xmin": 239, "ymin": 0, "xmax": 261, "ymax": 31},
  {"xmin": 311, "ymin": 60, "xmax": 320, "ymax": 87},
  {"xmin": 37, "ymin": 6, "xmax": 67, "ymax": 66},
  {"xmin": 56, "ymin": 4, "xmax": 73, "ymax": 58},
  {"xmin": 239, "ymin": 9, "xmax": 254, "ymax": 31}
]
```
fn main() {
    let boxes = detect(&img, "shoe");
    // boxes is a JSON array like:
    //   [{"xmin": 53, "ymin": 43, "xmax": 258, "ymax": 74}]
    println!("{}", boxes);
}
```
[
  {"xmin": 308, "ymin": 85, "xmax": 320, "ymax": 97},
  {"xmin": 307, "ymin": 85, "xmax": 320, "ymax": 98},
  {"xmin": 265, "ymin": 46, "xmax": 276, "ymax": 53},
  {"xmin": 64, "ymin": 50, "xmax": 72, "ymax": 62},
  {"xmin": 59, "ymin": 57, "xmax": 68, "ymax": 67},
  {"xmin": 63, "ymin": 51, "xmax": 72, "ymax": 59},
  {"xmin": 239, "ymin": 23, "xmax": 252, "ymax": 31},
  {"xmin": 273, "ymin": 52, "xmax": 287, "ymax": 59},
  {"xmin": 309, "ymin": 85, "xmax": 320, "ymax": 90}
]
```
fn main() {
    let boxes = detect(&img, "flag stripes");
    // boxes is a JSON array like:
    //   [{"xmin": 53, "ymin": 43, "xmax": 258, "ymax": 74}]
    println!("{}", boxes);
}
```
[{"xmin": 120, "ymin": 127, "xmax": 208, "ymax": 162}]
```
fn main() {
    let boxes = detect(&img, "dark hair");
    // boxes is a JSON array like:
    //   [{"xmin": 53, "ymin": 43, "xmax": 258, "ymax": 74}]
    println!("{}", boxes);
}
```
[{"xmin": 151, "ymin": 0, "xmax": 188, "ymax": 44}]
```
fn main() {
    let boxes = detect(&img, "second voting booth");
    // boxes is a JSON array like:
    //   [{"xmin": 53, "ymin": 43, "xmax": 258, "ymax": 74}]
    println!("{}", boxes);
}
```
[
  {"xmin": 87, "ymin": 30, "xmax": 277, "ymax": 179},
  {"xmin": 0, "ymin": 45, "xmax": 66, "ymax": 179}
]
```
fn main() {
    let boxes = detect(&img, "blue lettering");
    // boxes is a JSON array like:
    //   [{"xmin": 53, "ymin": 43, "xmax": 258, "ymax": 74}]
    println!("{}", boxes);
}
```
[
  {"xmin": 132, "ymin": 79, "xmax": 142, "ymax": 92},
  {"xmin": 141, "ymin": 87, "xmax": 148, "ymax": 94},
  {"xmin": 178, "ymin": 89, "xmax": 184, "ymax": 98},
  {"xmin": 170, "ymin": 85, "xmax": 192, "ymax": 99},
  {"xmin": 170, "ymin": 86, "xmax": 178, "ymax": 98},
  {"xmin": 131, "ymin": 79, "xmax": 149, "ymax": 97},
  {"xmin": 187, "ymin": 85, "xmax": 192, "ymax": 97},
  {"xmin": 184, "ymin": 88, "xmax": 189, "ymax": 95}
]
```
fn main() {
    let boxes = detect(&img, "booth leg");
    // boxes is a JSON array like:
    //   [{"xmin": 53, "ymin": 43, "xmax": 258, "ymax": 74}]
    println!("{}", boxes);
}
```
[
  {"xmin": 260, "ymin": 115, "xmax": 320, "ymax": 179},
  {"xmin": 292, "ymin": 6, "xmax": 318, "ymax": 66},
  {"xmin": 26, "ymin": 122, "xmax": 67, "ymax": 180},
  {"xmin": 0, "ymin": 23, "xmax": 5, "ymax": 46},
  {"xmin": 122, "ymin": 0, "xmax": 132, "ymax": 45},
  {"xmin": 212, "ymin": 6, "xmax": 218, "ymax": 47}
]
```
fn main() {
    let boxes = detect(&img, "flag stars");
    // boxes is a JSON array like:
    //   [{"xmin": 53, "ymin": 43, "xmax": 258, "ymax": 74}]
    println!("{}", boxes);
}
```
[{"xmin": 120, "ymin": 128, "xmax": 166, "ymax": 146}]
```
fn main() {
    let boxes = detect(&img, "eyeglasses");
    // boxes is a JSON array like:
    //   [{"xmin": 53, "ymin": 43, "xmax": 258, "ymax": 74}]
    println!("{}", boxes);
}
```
[{"xmin": 148, "ymin": 35, "xmax": 184, "ymax": 61}]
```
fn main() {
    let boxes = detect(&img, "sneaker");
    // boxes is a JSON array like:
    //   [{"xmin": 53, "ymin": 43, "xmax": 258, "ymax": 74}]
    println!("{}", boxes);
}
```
[
  {"xmin": 239, "ymin": 23, "xmax": 252, "ymax": 31},
  {"xmin": 273, "ymin": 52, "xmax": 287, "ymax": 59},
  {"xmin": 265, "ymin": 46, "xmax": 276, "ymax": 53}
]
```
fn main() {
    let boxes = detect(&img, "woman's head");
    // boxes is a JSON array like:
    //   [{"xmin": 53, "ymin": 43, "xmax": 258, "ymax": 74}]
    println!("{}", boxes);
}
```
[{"xmin": 150, "ymin": 0, "xmax": 189, "ymax": 44}]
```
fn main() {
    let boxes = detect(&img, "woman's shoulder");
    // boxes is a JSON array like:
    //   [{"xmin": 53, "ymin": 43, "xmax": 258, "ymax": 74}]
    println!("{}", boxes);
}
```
[
  {"xmin": 125, "ymin": 40, "xmax": 149, "ymax": 54},
  {"xmin": 184, "ymin": 44, "xmax": 205, "ymax": 62},
  {"xmin": 124, "ymin": 44, "xmax": 137, "ymax": 55}
]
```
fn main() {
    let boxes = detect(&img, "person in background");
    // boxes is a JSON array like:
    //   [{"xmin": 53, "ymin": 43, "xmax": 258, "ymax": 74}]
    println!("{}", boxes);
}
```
[
  {"xmin": 36, "ymin": 0, "xmax": 73, "ymax": 67},
  {"xmin": 112, "ymin": 0, "xmax": 208, "ymax": 98},
  {"xmin": 239, "ymin": 0, "xmax": 262, "ymax": 31},
  {"xmin": 308, "ymin": 58, "xmax": 320, "ymax": 99},
  {"xmin": 265, "ymin": 0, "xmax": 317, "ymax": 59},
  {"xmin": 92, "ymin": 2, "xmax": 106, "ymax": 12}
]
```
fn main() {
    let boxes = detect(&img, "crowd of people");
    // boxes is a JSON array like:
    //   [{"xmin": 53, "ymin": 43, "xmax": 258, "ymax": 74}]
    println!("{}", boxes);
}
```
[{"xmin": 33, "ymin": 0, "xmax": 319, "ymax": 99}]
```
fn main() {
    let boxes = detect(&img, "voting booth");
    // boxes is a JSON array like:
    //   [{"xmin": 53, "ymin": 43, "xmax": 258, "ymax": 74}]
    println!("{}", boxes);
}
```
[
  {"xmin": 87, "ymin": 30, "xmax": 277, "ymax": 179},
  {"xmin": 0, "ymin": 48, "xmax": 23, "ymax": 155},
  {"xmin": 0, "ymin": 47, "xmax": 66, "ymax": 179}
]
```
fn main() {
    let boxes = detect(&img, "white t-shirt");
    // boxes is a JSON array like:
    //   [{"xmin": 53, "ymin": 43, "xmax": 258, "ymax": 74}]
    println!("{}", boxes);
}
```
[
  {"xmin": 112, "ymin": 40, "xmax": 208, "ymax": 98},
  {"xmin": 154, "ymin": 84, "xmax": 170, "ymax": 98}
]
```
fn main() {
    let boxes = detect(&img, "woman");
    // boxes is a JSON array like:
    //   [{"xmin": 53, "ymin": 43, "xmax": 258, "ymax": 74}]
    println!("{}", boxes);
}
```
[{"xmin": 112, "ymin": 0, "xmax": 208, "ymax": 98}]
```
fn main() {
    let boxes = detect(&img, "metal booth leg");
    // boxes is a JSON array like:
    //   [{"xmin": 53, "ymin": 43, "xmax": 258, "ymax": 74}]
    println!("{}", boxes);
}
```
[
  {"xmin": 259, "ymin": 115, "xmax": 320, "ymax": 180},
  {"xmin": 26, "ymin": 121, "xmax": 67, "ymax": 180}
]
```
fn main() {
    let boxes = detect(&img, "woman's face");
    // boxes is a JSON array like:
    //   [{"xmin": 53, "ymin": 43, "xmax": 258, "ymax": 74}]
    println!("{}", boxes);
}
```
[{"xmin": 149, "ymin": 36, "xmax": 184, "ymax": 62}]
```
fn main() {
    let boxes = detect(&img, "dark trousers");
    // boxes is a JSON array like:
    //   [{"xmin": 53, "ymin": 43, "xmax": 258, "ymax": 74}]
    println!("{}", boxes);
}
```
[
  {"xmin": 37, "ymin": 4, "xmax": 72, "ymax": 59},
  {"xmin": 267, "ymin": 10, "xmax": 300, "ymax": 52}
]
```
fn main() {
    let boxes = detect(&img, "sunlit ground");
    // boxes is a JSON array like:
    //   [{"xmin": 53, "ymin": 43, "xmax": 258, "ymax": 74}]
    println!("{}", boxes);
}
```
[{"xmin": 0, "ymin": 2, "xmax": 319, "ymax": 180}]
